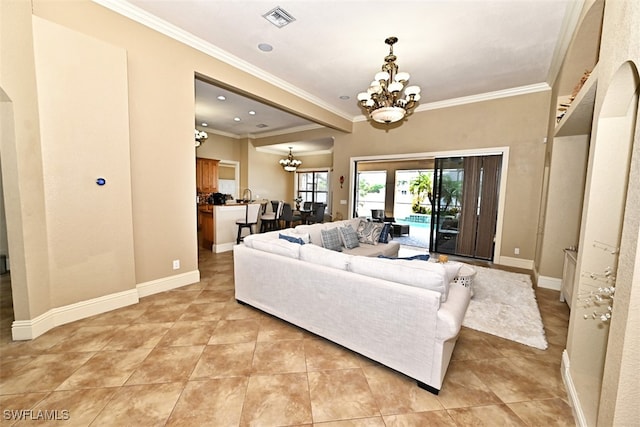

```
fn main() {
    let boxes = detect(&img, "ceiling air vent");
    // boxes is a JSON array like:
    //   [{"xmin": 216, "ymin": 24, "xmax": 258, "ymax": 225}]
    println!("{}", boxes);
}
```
[
  {"xmin": 256, "ymin": 124, "xmax": 269, "ymax": 128},
  {"xmin": 263, "ymin": 6, "xmax": 296, "ymax": 28}
]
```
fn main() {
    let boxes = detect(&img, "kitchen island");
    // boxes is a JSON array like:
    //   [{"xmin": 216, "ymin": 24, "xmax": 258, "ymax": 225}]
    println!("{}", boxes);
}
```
[{"xmin": 199, "ymin": 203, "xmax": 262, "ymax": 253}]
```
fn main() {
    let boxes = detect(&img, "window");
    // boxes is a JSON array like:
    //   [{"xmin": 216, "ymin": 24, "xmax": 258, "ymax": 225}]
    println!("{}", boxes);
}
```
[{"xmin": 296, "ymin": 170, "xmax": 329, "ymax": 211}]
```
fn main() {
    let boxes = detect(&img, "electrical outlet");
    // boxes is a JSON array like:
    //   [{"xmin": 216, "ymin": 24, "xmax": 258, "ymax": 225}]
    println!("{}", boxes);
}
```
[
  {"xmin": 514, "ymin": 248, "xmax": 520, "ymax": 255},
  {"xmin": 172, "ymin": 259, "xmax": 180, "ymax": 270}
]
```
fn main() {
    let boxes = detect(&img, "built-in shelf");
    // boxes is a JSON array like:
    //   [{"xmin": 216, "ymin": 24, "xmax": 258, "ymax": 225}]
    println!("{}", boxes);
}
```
[{"xmin": 555, "ymin": 63, "xmax": 599, "ymax": 137}]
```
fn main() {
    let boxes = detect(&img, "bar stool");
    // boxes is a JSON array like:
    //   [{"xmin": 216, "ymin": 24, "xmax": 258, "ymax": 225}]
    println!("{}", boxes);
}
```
[{"xmin": 236, "ymin": 204, "xmax": 262, "ymax": 244}]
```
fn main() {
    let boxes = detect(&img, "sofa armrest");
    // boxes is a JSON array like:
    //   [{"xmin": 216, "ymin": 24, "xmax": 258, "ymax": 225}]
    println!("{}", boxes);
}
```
[{"xmin": 436, "ymin": 284, "xmax": 472, "ymax": 341}]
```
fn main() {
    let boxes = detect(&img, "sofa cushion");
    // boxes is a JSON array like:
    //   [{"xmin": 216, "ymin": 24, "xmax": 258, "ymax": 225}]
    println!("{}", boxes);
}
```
[
  {"xmin": 321, "ymin": 228, "xmax": 343, "ymax": 252},
  {"xmin": 251, "ymin": 238, "xmax": 301, "ymax": 259},
  {"xmin": 299, "ymin": 244, "xmax": 351, "ymax": 270},
  {"xmin": 338, "ymin": 225, "xmax": 360, "ymax": 249},
  {"xmin": 343, "ymin": 240, "xmax": 400, "ymax": 258},
  {"xmin": 356, "ymin": 221, "xmax": 384, "ymax": 245},
  {"xmin": 349, "ymin": 256, "xmax": 460, "ymax": 302},
  {"xmin": 295, "ymin": 224, "xmax": 326, "ymax": 246}
]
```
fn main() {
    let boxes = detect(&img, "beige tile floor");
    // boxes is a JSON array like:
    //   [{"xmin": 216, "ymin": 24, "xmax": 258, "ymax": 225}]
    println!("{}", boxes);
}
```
[{"xmin": 0, "ymin": 250, "xmax": 576, "ymax": 426}]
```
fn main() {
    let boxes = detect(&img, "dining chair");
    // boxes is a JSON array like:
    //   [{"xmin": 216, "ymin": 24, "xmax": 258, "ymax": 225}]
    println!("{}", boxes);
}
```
[
  {"xmin": 260, "ymin": 200, "xmax": 284, "ymax": 232},
  {"xmin": 235, "ymin": 203, "xmax": 262, "ymax": 244},
  {"xmin": 281, "ymin": 203, "xmax": 302, "ymax": 228},
  {"xmin": 305, "ymin": 204, "xmax": 326, "ymax": 224},
  {"xmin": 302, "ymin": 201, "xmax": 313, "ymax": 211}
]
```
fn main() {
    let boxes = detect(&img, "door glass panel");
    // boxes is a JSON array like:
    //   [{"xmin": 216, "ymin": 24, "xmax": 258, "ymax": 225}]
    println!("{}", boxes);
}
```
[
  {"xmin": 433, "ymin": 158, "xmax": 464, "ymax": 254},
  {"xmin": 355, "ymin": 171, "xmax": 386, "ymax": 218}
]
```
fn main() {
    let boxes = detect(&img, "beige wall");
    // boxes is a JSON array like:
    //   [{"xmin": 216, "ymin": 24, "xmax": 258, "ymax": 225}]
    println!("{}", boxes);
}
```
[
  {"xmin": 537, "ymin": 135, "xmax": 589, "ymax": 281},
  {"xmin": 295, "ymin": 153, "xmax": 332, "ymax": 171},
  {"xmin": 32, "ymin": 16, "xmax": 136, "ymax": 307},
  {"xmin": 195, "ymin": 132, "xmax": 241, "ymax": 163},
  {"xmin": 1, "ymin": 0, "xmax": 52, "ymax": 320},
  {"xmin": 248, "ymin": 144, "xmax": 292, "ymax": 203}
]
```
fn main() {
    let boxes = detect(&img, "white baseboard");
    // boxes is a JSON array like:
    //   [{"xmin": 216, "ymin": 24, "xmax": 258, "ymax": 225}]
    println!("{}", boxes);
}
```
[
  {"xmin": 213, "ymin": 242, "xmax": 235, "ymax": 253},
  {"xmin": 562, "ymin": 349, "xmax": 586, "ymax": 427},
  {"xmin": 12, "ymin": 269, "xmax": 200, "ymax": 340},
  {"xmin": 537, "ymin": 275, "xmax": 562, "ymax": 291},
  {"xmin": 496, "ymin": 256, "xmax": 534, "ymax": 270},
  {"xmin": 11, "ymin": 288, "xmax": 139, "ymax": 341},
  {"xmin": 136, "ymin": 269, "xmax": 200, "ymax": 297}
]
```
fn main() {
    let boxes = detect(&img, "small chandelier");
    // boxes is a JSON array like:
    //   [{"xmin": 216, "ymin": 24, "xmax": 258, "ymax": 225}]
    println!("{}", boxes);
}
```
[
  {"xmin": 357, "ymin": 37, "xmax": 421, "ymax": 124},
  {"xmin": 195, "ymin": 129, "xmax": 208, "ymax": 147},
  {"xmin": 279, "ymin": 147, "xmax": 302, "ymax": 172}
]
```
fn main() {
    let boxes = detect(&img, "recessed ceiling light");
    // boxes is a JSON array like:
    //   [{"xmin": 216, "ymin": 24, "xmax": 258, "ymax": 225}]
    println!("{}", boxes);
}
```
[
  {"xmin": 249, "ymin": 110, "xmax": 256, "ymax": 115},
  {"xmin": 263, "ymin": 6, "xmax": 295, "ymax": 28},
  {"xmin": 258, "ymin": 43, "xmax": 273, "ymax": 52},
  {"xmin": 339, "ymin": 95, "xmax": 350, "ymax": 100},
  {"xmin": 217, "ymin": 95, "xmax": 226, "ymax": 101},
  {"xmin": 233, "ymin": 117, "xmax": 241, "ymax": 122},
  {"xmin": 201, "ymin": 122, "xmax": 208, "ymax": 127}
]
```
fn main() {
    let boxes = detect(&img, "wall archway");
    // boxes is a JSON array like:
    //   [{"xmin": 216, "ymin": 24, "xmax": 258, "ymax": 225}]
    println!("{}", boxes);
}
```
[
  {"xmin": 568, "ymin": 60, "xmax": 639, "ymax": 425},
  {"xmin": 598, "ymin": 60, "xmax": 640, "ymax": 425}
]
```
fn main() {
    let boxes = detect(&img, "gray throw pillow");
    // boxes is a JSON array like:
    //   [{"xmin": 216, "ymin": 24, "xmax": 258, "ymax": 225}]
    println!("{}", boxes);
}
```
[
  {"xmin": 320, "ymin": 228, "xmax": 343, "ymax": 252},
  {"xmin": 356, "ymin": 221, "xmax": 384, "ymax": 245},
  {"xmin": 338, "ymin": 225, "xmax": 360, "ymax": 249}
]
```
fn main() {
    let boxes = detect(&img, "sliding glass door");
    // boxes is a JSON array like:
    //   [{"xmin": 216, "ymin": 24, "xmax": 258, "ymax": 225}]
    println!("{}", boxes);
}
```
[{"xmin": 432, "ymin": 155, "xmax": 502, "ymax": 260}]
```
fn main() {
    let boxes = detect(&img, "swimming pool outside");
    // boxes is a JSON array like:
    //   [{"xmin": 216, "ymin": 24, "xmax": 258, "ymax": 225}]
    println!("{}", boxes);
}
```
[{"xmin": 392, "ymin": 216, "xmax": 431, "ymax": 249}]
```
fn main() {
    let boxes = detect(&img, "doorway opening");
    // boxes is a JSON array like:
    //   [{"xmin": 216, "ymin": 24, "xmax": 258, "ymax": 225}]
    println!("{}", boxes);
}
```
[{"xmin": 352, "ymin": 150, "xmax": 505, "ymax": 261}]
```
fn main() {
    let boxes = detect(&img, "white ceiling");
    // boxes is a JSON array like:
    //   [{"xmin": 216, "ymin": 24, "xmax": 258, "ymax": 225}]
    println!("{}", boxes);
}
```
[{"xmin": 99, "ymin": 0, "xmax": 577, "ymax": 153}]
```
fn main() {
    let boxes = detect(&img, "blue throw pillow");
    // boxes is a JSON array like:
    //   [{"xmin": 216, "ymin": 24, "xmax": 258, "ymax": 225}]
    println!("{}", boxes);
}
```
[
  {"xmin": 279, "ymin": 233, "xmax": 305, "ymax": 245},
  {"xmin": 378, "ymin": 223, "xmax": 392, "ymax": 243},
  {"xmin": 378, "ymin": 254, "xmax": 430, "ymax": 261}
]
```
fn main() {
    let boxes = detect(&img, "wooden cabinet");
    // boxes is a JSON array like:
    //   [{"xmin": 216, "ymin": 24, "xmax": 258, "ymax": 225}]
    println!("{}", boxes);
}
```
[
  {"xmin": 196, "ymin": 158, "xmax": 219, "ymax": 193},
  {"xmin": 199, "ymin": 206, "xmax": 214, "ymax": 250}
]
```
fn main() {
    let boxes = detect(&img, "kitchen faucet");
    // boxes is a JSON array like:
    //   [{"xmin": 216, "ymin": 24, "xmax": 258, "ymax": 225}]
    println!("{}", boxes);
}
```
[{"xmin": 242, "ymin": 188, "xmax": 252, "ymax": 202}]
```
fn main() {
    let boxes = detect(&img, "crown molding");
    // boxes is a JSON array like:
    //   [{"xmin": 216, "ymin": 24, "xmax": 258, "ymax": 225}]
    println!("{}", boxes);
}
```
[
  {"xmin": 92, "ymin": 0, "xmax": 353, "ymax": 122},
  {"xmin": 354, "ymin": 82, "xmax": 551, "ymax": 122},
  {"xmin": 255, "ymin": 146, "xmax": 333, "ymax": 156},
  {"xmin": 250, "ymin": 123, "xmax": 325, "ymax": 139},
  {"xmin": 199, "ymin": 123, "xmax": 325, "ymax": 140},
  {"xmin": 201, "ymin": 128, "xmax": 243, "ymax": 140}
]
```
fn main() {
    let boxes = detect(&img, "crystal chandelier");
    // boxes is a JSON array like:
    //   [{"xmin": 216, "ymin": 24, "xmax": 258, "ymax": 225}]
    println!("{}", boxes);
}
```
[
  {"xmin": 357, "ymin": 37, "xmax": 421, "ymax": 124},
  {"xmin": 195, "ymin": 129, "xmax": 208, "ymax": 147},
  {"xmin": 279, "ymin": 147, "xmax": 302, "ymax": 172}
]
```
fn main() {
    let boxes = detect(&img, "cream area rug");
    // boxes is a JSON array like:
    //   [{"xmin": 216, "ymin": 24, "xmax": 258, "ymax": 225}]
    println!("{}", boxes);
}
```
[{"xmin": 462, "ymin": 265, "xmax": 548, "ymax": 350}]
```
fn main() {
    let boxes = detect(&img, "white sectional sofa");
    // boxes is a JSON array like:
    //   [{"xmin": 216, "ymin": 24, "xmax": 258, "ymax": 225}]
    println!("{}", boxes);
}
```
[{"xmin": 233, "ymin": 218, "xmax": 471, "ymax": 394}]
